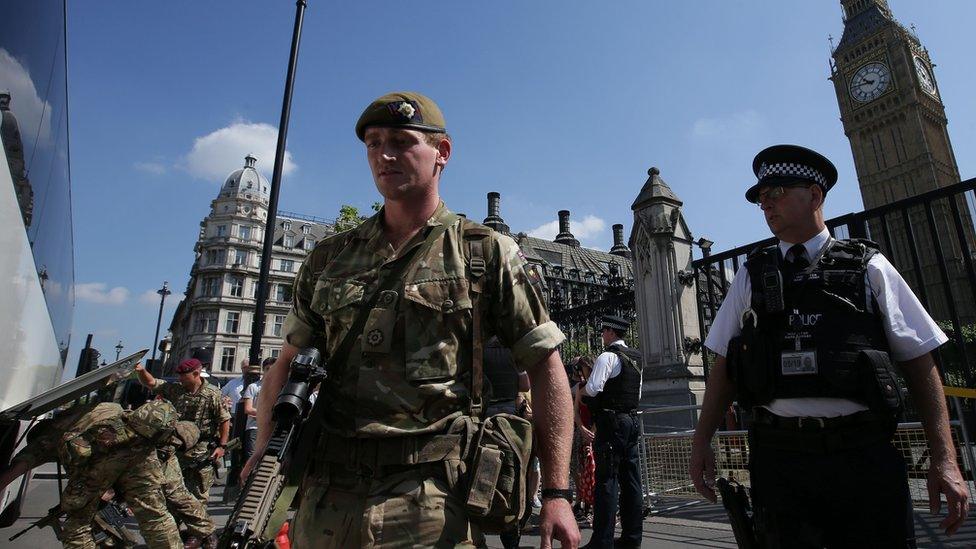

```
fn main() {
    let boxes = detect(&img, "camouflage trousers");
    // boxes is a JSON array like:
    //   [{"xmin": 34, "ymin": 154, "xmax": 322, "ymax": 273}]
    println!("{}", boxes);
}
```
[
  {"xmin": 178, "ymin": 457, "xmax": 216, "ymax": 505},
  {"xmin": 161, "ymin": 453, "xmax": 215, "ymax": 536},
  {"xmin": 291, "ymin": 459, "xmax": 485, "ymax": 549},
  {"xmin": 61, "ymin": 449, "xmax": 181, "ymax": 549}
]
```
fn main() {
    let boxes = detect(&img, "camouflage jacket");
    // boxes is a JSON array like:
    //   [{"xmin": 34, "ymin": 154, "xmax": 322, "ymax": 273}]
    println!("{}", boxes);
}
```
[
  {"xmin": 153, "ymin": 380, "xmax": 230, "ymax": 446},
  {"xmin": 13, "ymin": 402, "xmax": 98, "ymax": 469},
  {"xmin": 283, "ymin": 202, "xmax": 564, "ymax": 437}
]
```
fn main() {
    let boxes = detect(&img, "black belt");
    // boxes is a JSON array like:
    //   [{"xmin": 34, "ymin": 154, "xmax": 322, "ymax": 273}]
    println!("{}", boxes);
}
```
[{"xmin": 750, "ymin": 409, "xmax": 894, "ymax": 453}]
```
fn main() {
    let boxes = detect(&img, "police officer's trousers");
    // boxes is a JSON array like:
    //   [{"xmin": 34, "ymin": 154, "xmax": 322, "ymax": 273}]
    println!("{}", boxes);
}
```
[{"xmin": 590, "ymin": 410, "xmax": 642, "ymax": 548}]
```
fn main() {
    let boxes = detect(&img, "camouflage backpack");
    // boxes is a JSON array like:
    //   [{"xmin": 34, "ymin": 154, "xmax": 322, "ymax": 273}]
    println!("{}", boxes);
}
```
[
  {"xmin": 124, "ymin": 399, "xmax": 179, "ymax": 444},
  {"xmin": 59, "ymin": 402, "xmax": 133, "ymax": 470}
]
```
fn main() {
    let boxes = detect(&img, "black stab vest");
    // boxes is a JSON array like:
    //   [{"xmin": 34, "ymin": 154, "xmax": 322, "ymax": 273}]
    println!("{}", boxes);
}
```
[
  {"xmin": 736, "ymin": 238, "xmax": 891, "ymax": 406},
  {"xmin": 590, "ymin": 344, "xmax": 643, "ymax": 412}
]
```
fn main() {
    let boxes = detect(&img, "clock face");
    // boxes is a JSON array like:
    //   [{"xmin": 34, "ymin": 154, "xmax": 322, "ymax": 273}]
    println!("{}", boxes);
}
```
[
  {"xmin": 849, "ymin": 62, "xmax": 892, "ymax": 103},
  {"xmin": 914, "ymin": 56, "xmax": 937, "ymax": 96}
]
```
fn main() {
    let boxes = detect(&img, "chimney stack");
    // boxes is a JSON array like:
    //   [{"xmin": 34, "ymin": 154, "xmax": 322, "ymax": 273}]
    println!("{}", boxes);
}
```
[
  {"xmin": 554, "ymin": 210, "xmax": 580, "ymax": 247},
  {"xmin": 483, "ymin": 191, "xmax": 510, "ymax": 233},
  {"xmin": 610, "ymin": 223, "xmax": 631, "ymax": 258}
]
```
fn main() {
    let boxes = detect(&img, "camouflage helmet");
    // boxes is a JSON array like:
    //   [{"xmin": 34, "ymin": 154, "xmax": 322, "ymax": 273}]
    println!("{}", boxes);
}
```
[
  {"xmin": 171, "ymin": 421, "xmax": 200, "ymax": 450},
  {"xmin": 124, "ymin": 399, "xmax": 178, "ymax": 442}
]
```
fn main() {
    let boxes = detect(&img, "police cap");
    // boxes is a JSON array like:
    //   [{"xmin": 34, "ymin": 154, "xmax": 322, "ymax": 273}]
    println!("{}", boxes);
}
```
[
  {"xmin": 601, "ymin": 315, "xmax": 630, "ymax": 333},
  {"xmin": 355, "ymin": 91, "xmax": 447, "ymax": 141},
  {"xmin": 746, "ymin": 144, "xmax": 838, "ymax": 203}
]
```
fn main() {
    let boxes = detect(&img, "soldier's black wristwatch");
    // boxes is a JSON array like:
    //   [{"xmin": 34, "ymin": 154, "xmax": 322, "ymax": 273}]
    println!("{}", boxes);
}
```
[{"xmin": 540, "ymin": 488, "xmax": 574, "ymax": 502}]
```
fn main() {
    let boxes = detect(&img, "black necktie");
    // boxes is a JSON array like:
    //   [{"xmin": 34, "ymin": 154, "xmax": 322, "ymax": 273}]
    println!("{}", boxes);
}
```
[{"xmin": 784, "ymin": 244, "xmax": 809, "ymax": 278}]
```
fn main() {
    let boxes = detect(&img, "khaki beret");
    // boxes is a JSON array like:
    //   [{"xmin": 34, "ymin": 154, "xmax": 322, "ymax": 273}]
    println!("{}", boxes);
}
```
[{"xmin": 355, "ymin": 91, "xmax": 446, "ymax": 141}]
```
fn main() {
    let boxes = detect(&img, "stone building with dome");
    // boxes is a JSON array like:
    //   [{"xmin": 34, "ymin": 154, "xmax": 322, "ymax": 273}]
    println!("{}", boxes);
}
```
[{"xmin": 167, "ymin": 155, "xmax": 334, "ymax": 378}]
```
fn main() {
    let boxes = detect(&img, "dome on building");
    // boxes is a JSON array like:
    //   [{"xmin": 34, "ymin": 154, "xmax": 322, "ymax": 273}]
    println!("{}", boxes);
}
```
[{"xmin": 220, "ymin": 154, "xmax": 270, "ymax": 201}]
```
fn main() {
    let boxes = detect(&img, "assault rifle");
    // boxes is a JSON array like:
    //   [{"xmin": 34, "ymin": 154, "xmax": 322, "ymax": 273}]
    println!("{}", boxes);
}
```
[
  {"xmin": 218, "ymin": 348, "xmax": 326, "ymax": 549},
  {"xmin": 9, "ymin": 499, "xmax": 136, "ymax": 545},
  {"xmin": 717, "ymin": 477, "xmax": 758, "ymax": 549}
]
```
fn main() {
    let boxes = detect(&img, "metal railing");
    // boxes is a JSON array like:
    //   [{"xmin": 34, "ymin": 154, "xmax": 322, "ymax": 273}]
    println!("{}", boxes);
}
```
[{"xmin": 633, "ymin": 407, "xmax": 976, "ymax": 512}]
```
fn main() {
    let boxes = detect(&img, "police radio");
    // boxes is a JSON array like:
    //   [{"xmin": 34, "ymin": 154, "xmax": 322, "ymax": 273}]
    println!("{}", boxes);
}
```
[{"xmin": 761, "ymin": 263, "xmax": 785, "ymax": 313}]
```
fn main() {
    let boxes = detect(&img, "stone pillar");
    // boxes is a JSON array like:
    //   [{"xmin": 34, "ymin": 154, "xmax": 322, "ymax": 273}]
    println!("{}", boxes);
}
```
[{"xmin": 629, "ymin": 167, "xmax": 705, "ymax": 433}]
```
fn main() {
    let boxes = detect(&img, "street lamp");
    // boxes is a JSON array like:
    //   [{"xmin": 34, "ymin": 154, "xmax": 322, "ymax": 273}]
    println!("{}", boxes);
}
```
[
  {"xmin": 150, "ymin": 281, "xmax": 172, "ymax": 374},
  {"xmin": 115, "ymin": 340, "xmax": 124, "ymax": 361}
]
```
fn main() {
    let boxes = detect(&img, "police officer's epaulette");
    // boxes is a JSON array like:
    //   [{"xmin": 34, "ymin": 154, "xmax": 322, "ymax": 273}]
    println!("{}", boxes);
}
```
[{"xmin": 823, "ymin": 238, "xmax": 880, "ymax": 269}]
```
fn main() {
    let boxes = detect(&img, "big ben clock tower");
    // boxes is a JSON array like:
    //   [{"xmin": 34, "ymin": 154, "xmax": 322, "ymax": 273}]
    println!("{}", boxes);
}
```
[
  {"xmin": 830, "ymin": 0, "xmax": 960, "ymax": 205},
  {"xmin": 830, "ymin": 0, "xmax": 974, "ymax": 322}
]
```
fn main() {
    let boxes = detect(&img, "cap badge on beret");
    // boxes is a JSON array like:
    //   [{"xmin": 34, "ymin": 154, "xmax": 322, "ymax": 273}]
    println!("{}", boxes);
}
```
[
  {"xmin": 757, "ymin": 162, "xmax": 827, "ymax": 187},
  {"xmin": 393, "ymin": 101, "xmax": 417, "ymax": 120}
]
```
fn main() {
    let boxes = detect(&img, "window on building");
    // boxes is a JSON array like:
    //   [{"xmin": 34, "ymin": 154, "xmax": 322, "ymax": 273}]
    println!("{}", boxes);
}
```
[
  {"xmin": 220, "ymin": 347, "xmax": 236, "ymax": 372},
  {"xmin": 283, "ymin": 235, "xmax": 294, "ymax": 248},
  {"xmin": 195, "ymin": 310, "xmax": 218, "ymax": 333},
  {"xmin": 274, "ymin": 284, "xmax": 293, "ymax": 303},
  {"xmin": 302, "ymin": 225, "xmax": 311, "ymax": 235},
  {"xmin": 229, "ymin": 275, "xmax": 244, "ymax": 297},
  {"xmin": 239, "ymin": 225, "xmax": 252, "ymax": 241},
  {"xmin": 216, "ymin": 225, "xmax": 228, "ymax": 237},
  {"xmin": 226, "ymin": 311, "xmax": 240, "ymax": 333},
  {"xmin": 279, "ymin": 259, "xmax": 294, "ymax": 272},
  {"xmin": 272, "ymin": 314, "xmax": 285, "ymax": 336},
  {"xmin": 283, "ymin": 220, "xmax": 292, "ymax": 230},
  {"xmin": 205, "ymin": 249, "xmax": 226, "ymax": 266},
  {"xmin": 304, "ymin": 238, "xmax": 315, "ymax": 250},
  {"xmin": 235, "ymin": 249, "xmax": 249, "ymax": 266},
  {"xmin": 270, "ymin": 348, "xmax": 281, "ymax": 360},
  {"xmin": 202, "ymin": 276, "xmax": 220, "ymax": 297}
]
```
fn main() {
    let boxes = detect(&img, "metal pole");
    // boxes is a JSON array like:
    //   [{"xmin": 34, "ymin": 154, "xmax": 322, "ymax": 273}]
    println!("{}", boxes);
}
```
[
  {"xmin": 150, "ymin": 282, "xmax": 171, "ymax": 374},
  {"xmin": 249, "ymin": 0, "xmax": 308, "ymax": 367},
  {"xmin": 115, "ymin": 340, "xmax": 124, "ymax": 361}
]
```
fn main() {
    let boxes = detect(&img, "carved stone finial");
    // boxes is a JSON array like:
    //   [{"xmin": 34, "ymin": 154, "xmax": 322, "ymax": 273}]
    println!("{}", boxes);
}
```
[{"xmin": 648, "ymin": 167, "xmax": 660, "ymax": 177}]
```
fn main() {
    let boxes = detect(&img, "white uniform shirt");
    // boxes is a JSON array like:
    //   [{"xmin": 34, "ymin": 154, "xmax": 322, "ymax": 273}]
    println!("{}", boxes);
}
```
[
  {"xmin": 242, "ymin": 380, "xmax": 262, "ymax": 431},
  {"xmin": 584, "ymin": 340, "xmax": 642, "ymax": 397},
  {"xmin": 704, "ymin": 227, "xmax": 947, "ymax": 417}
]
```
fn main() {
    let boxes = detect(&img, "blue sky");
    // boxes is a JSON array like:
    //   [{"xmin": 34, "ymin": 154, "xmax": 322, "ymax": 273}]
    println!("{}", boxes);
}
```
[{"xmin": 64, "ymin": 1, "xmax": 976, "ymax": 375}]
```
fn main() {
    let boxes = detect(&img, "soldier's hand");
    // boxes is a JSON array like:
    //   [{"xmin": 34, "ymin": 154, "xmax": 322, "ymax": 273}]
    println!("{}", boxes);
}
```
[
  {"xmin": 928, "ymin": 457, "xmax": 970, "ymax": 535},
  {"xmin": 134, "ymin": 362, "xmax": 145, "ymax": 372},
  {"xmin": 538, "ymin": 497, "xmax": 580, "ymax": 549},
  {"xmin": 690, "ymin": 436, "xmax": 717, "ymax": 503},
  {"xmin": 210, "ymin": 446, "xmax": 226, "ymax": 461}
]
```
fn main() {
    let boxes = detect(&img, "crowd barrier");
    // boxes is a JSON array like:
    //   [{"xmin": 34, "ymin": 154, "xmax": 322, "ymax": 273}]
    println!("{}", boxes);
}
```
[{"xmin": 634, "ymin": 406, "xmax": 976, "ymax": 513}]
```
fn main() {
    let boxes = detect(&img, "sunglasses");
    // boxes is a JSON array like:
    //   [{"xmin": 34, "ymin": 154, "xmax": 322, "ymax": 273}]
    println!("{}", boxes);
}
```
[{"xmin": 756, "ymin": 183, "xmax": 814, "ymax": 206}]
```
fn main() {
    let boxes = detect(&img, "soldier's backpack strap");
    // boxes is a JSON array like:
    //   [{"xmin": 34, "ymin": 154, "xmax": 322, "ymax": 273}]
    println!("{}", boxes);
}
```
[{"xmin": 461, "ymin": 219, "xmax": 495, "ymax": 418}]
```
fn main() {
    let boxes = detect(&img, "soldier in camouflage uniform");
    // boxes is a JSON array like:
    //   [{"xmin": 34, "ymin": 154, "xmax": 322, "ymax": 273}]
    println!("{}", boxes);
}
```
[
  {"xmin": 136, "ymin": 358, "xmax": 231, "ymax": 505},
  {"xmin": 244, "ymin": 92, "xmax": 581, "ymax": 548},
  {"xmin": 1, "ymin": 400, "xmax": 185, "ymax": 549},
  {"xmin": 157, "ymin": 420, "xmax": 217, "ymax": 548}
]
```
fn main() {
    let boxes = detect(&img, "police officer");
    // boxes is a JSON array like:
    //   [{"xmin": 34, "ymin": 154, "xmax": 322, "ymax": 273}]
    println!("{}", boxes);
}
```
[
  {"xmin": 244, "ymin": 91, "xmax": 580, "ymax": 548},
  {"xmin": 689, "ymin": 144, "xmax": 970, "ymax": 547},
  {"xmin": 581, "ymin": 315, "xmax": 643, "ymax": 549},
  {"xmin": 135, "ymin": 358, "xmax": 231, "ymax": 505}
]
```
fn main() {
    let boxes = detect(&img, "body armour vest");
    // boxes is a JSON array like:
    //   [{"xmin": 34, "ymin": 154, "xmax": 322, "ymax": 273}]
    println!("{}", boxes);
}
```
[
  {"xmin": 732, "ymin": 238, "xmax": 897, "ymax": 409},
  {"xmin": 590, "ymin": 344, "xmax": 643, "ymax": 412}
]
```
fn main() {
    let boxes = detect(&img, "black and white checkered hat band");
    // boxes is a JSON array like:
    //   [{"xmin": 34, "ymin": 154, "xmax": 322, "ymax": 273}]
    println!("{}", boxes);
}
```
[{"xmin": 757, "ymin": 162, "xmax": 827, "ymax": 187}]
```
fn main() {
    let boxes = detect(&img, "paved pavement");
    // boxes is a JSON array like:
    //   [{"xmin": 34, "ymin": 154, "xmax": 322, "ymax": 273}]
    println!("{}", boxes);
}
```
[{"xmin": 2, "ymin": 466, "xmax": 973, "ymax": 548}]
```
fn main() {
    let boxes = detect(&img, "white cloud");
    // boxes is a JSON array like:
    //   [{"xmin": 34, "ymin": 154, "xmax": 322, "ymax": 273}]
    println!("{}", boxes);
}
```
[
  {"xmin": 184, "ymin": 120, "xmax": 297, "ymax": 182},
  {"xmin": 691, "ymin": 110, "xmax": 765, "ymax": 139},
  {"xmin": 528, "ymin": 214, "xmax": 607, "ymax": 241},
  {"xmin": 134, "ymin": 161, "xmax": 166, "ymax": 175},
  {"xmin": 0, "ymin": 48, "xmax": 52, "ymax": 148},
  {"xmin": 75, "ymin": 283, "xmax": 130, "ymax": 305}
]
